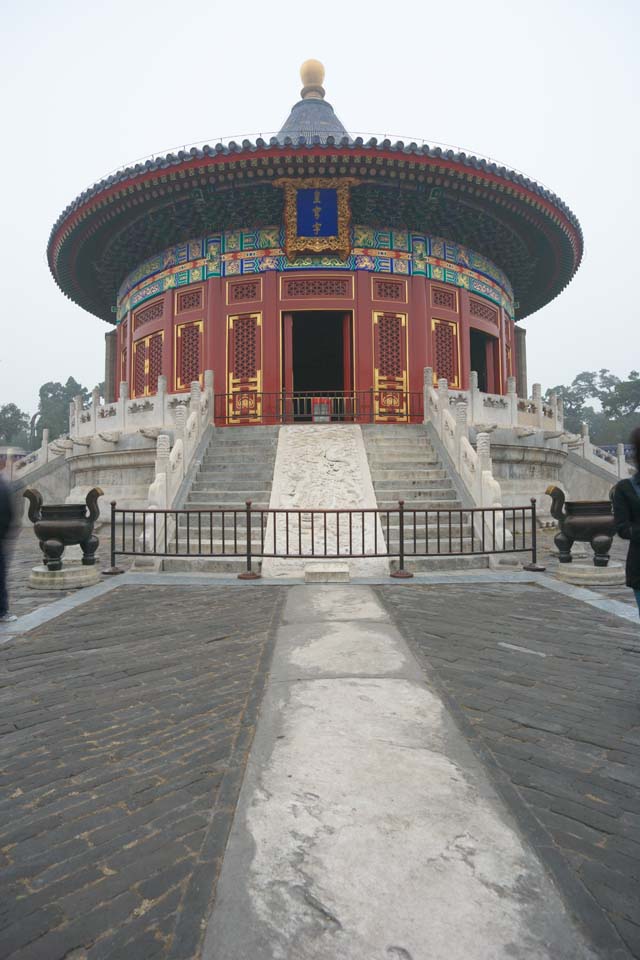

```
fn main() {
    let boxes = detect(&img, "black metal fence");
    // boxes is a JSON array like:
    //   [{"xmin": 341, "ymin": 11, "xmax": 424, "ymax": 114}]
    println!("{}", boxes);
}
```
[
  {"xmin": 213, "ymin": 390, "xmax": 424, "ymax": 425},
  {"xmin": 108, "ymin": 499, "xmax": 541, "ymax": 579}
]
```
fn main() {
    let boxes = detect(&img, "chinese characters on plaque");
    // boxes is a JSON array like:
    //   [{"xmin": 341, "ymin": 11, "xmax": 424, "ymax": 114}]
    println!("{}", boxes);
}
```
[
  {"xmin": 277, "ymin": 178, "xmax": 356, "ymax": 261},
  {"xmin": 296, "ymin": 188, "xmax": 339, "ymax": 238}
]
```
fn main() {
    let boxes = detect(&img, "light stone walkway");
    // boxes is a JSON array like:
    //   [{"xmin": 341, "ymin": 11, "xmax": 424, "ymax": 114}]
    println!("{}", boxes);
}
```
[{"xmin": 202, "ymin": 585, "xmax": 597, "ymax": 960}]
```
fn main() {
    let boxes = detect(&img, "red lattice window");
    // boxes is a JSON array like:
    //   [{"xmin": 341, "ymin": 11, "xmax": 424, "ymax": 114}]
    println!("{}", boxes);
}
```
[
  {"xmin": 176, "ymin": 321, "xmax": 203, "ymax": 389},
  {"xmin": 133, "ymin": 341, "xmax": 147, "ymax": 397},
  {"xmin": 373, "ymin": 279, "xmax": 406, "ymax": 301},
  {"xmin": 134, "ymin": 300, "xmax": 164, "ymax": 330},
  {"xmin": 229, "ymin": 280, "xmax": 261, "ymax": 303},
  {"xmin": 433, "ymin": 320, "xmax": 459, "ymax": 386},
  {"xmin": 176, "ymin": 288, "xmax": 203, "ymax": 314},
  {"xmin": 377, "ymin": 314, "xmax": 403, "ymax": 379},
  {"xmin": 431, "ymin": 286, "xmax": 457, "ymax": 311},
  {"xmin": 148, "ymin": 334, "xmax": 163, "ymax": 393},
  {"xmin": 283, "ymin": 278, "xmax": 350, "ymax": 299},
  {"xmin": 233, "ymin": 316, "xmax": 258, "ymax": 380},
  {"xmin": 469, "ymin": 298, "xmax": 498, "ymax": 323}
]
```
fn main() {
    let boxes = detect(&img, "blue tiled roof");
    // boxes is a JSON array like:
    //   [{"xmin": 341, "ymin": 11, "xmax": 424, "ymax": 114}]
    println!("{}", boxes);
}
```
[{"xmin": 277, "ymin": 97, "xmax": 350, "ymax": 143}]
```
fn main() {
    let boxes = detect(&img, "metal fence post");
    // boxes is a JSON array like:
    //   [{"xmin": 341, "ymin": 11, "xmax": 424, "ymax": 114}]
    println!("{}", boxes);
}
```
[
  {"xmin": 103, "ymin": 500, "xmax": 125, "ymax": 575},
  {"xmin": 238, "ymin": 500, "xmax": 261, "ymax": 580},
  {"xmin": 390, "ymin": 499, "xmax": 413, "ymax": 579},
  {"xmin": 523, "ymin": 498, "xmax": 545, "ymax": 572}
]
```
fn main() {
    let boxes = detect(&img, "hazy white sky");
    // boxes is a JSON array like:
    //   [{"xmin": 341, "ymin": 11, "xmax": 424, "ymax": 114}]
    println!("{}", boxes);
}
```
[{"xmin": 1, "ymin": 0, "xmax": 638, "ymax": 413}]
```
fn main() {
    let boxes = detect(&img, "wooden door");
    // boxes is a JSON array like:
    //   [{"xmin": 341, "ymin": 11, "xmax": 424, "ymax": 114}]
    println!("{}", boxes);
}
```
[
  {"xmin": 227, "ymin": 313, "xmax": 262, "ymax": 423},
  {"xmin": 373, "ymin": 311, "xmax": 408, "ymax": 421}
]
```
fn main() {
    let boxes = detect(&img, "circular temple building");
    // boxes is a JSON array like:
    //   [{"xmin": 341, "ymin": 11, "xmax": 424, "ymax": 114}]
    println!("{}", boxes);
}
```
[{"xmin": 48, "ymin": 61, "xmax": 582, "ymax": 426}]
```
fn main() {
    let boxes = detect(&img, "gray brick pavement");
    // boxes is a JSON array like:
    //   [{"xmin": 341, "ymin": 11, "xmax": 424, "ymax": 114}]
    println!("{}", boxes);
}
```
[
  {"xmin": 0, "ymin": 585, "xmax": 283, "ymax": 959},
  {"xmin": 378, "ymin": 583, "xmax": 640, "ymax": 958}
]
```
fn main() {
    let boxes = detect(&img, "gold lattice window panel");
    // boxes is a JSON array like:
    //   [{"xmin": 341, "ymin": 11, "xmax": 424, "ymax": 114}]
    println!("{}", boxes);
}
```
[
  {"xmin": 132, "ymin": 332, "xmax": 164, "ymax": 397},
  {"xmin": 373, "ymin": 311, "xmax": 407, "ymax": 422},
  {"xmin": 228, "ymin": 279, "xmax": 261, "ymax": 304},
  {"xmin": 175, "ymin": 287, "xmax": 204, "ymax": 314},
  {"xmin": 233, "ymin": 317, "xmax": 258, "ymax": 379},
  {"xmin": 282, "ymin": 277, "xmax": 350, "ymax": 299},
  {"xmin": 373, "ymin": 279, "xmax": 406, "ymax": 302},
  {"xmin": 175, "ymin": 320, "xmax": 204, "ymax": 390},
  {"xmin": 228, "ymin": 313, "xmax": 262, "ymax": 422},
  {"xmin": 377, "ymin": 314, "xmax": 404, "ymax": 379},
  {"xmin": 134, "ymin": 300, "xmax": 164, "ymax": 330},
  {"xmin": 469, "ymin": 298, "xmax": 498, "ymax": 323},
  {"xmin": 121, "ymin": 346, "xmax": 128, "ymax": 384},
  {"xmin": 432, "ymin": 319, "xmax": 460, "ymax": 388},
  {"xmin": 431, "ymin": 286, "xmax": 457, "ymax": 311}
]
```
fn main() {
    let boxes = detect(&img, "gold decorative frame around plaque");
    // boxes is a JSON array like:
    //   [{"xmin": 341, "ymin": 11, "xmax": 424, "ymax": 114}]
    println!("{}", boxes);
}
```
[{"xmin": 275, "ymin": 178, "xmax": 358, "ymax": 261}]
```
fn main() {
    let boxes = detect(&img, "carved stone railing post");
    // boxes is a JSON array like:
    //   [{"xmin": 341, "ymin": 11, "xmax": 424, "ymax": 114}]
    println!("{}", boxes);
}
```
[
  {"xmin": 203, "ymin": 370, "xmax": 214, "ymax": 424},
  {"xmin": 42, "ymin": 428, "xmax": 50, "ymax": 465},
  {"xmin": 617, "ymin": 442, "xmax": 627, "ymax": 478},
  {"xmin": 469, "ymin": 371, "xmax": 480, "ymax": 424},
  {"xmin": 156, "ymin": 375, "xmax": 167, "ymax": 426},
  {"xmin": 437, "ymin": 378, "xmax": 448, "ymax": 434},
  {"xmin": 69, "ymin": 400, "xmax": 76, "ymax": 438},
  {"xmin": 454, "ymin": 400, "xmax": 468, "ymax": 470},
  {"xmin": 174, "ymin": 405, "xmax": 186, "ymax": 445},
  {"xmin": 507, "ymin": 376, "xmax": 518, "ymax": 427},
  {"xmin": 423, "ymin": 367, "xmax": 433, "ymax": 424},
  {"xmin": 91, "ymin": 386, "xmax": 100, "ymax": 435},
  {"xmin": 119, "ymin": 381, "xmax": 129, "ymax": 433},
  {"xmin": 580, "ymin": 421, "xmax": 593, "ymax": 461},
  {"xmin": 556, "ymin": 395, "xmax": 564, "ymax": 430},
  {"xmin": 532, "ymin": 383, "xmax": 544, "ymax": 429},
  {"xmin": 73, "ymin": 396, "xmax": 82, "ymax": 440}
]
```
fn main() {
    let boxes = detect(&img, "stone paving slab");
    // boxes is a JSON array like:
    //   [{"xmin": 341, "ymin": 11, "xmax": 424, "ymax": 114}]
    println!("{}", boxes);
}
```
[
  {"xmin": 378, "ymin": 583, "xmax": 640, "ymax": 958},
  {"xmin": 0, "ymin": 584, "xmax": 284, "ymax": 960},
  {"xmin": 5, "ymin": 526, "xmax": 131, "ymax": 619}
]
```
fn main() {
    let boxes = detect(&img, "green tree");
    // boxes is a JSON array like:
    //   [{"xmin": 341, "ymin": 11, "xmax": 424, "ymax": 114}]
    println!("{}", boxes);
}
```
[
  {"xmin": 545, "ymin": 369, "xmax": 640, "ymax": 443},
  {"xmin": 36, "ymin": 377, "xmax": 90, "ymax": 442},
  {"xmin": 0, "ymin": 403, "xmax": 31, "ymax": 448}
]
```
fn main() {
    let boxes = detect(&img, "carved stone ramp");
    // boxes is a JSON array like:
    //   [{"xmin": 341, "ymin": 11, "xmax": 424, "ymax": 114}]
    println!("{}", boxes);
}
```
[
  {"xmin": 261, "ymin": 424, "xmax": 389, "ymax": 578},
  {"xmin": 202, "ymin": 585, "xmax": 596, "ymax": 960}
]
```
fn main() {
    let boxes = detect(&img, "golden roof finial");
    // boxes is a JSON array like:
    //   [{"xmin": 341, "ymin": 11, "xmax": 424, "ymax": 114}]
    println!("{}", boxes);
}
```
[{"xmin": 300, "ymin": 59, "xmax": 325, "ymax": 100}]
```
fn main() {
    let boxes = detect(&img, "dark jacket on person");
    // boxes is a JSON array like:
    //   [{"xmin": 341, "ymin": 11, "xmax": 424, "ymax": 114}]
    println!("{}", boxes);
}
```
[
  {"xmin": 0, "ymin": 475, "xmax": 14, "ymax": 543},
  {"xmin": 612, "ymin": 477, "xmax": 640, "ymax": 589}
]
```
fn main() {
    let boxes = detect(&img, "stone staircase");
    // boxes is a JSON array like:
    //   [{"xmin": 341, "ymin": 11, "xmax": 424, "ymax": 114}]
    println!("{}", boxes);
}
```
[
  {"xmin": 163, "ymin": 426, "xmax": 279, "ymax": 573},
  {"xmin": 361, "ymin": 424, "xmax": 489, "ymax": 571}
]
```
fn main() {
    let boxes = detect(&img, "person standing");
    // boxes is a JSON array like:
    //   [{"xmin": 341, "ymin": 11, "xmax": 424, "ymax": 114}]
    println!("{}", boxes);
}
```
[
  {"xmin": 613, "ymin": 427, "xmax": 640, "ymax": 616},
  {"xmin": 0, "ymin": 472, "xmax": 17, "ymax": 623}
]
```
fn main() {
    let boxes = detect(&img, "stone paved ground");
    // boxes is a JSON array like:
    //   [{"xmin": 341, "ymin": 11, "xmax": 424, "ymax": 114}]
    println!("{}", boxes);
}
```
[
  {"xmin": 379, "ymin": 583, "xmax": 640, "ymax": 958},
  {"xmin": 538, "ymin": 527, "xmax": 635, "ymax": 607},
  {"xmin": 5, "ymin": 525, "xmax": 131, "ymax": 618},
  {"xmin": 0, "ymin": 585, "xmax": 283, "ymax": 960}
]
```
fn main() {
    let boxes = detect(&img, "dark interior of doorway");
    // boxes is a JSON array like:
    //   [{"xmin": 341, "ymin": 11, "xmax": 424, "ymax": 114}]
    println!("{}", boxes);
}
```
[
  {"xmin": 470, "ymin": 329, "xmax": 491, "ymax": 393},
  {"xmin": 292, "ymin": 311, "xmax": 344, "ymax": 393}
]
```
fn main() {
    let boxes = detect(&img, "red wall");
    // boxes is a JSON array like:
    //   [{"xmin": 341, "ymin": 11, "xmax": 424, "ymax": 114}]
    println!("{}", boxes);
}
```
[{"xmin": 116, "ymin": 271, "xmax": 507, "ymax": 411}]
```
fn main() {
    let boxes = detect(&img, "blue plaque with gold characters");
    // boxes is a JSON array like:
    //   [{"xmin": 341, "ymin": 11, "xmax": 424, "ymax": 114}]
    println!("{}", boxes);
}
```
[
  {"xmin": 276, "ymin": 177, "xmax": 358, "ymax": 261},
  {"xmin": 296, "ymin": 188, "xmax": 338, "ymax": 238}
]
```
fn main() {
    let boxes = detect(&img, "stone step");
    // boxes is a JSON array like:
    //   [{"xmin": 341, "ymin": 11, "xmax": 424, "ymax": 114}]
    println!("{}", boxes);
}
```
[
  {"xmin": 395, "ymin": 554, "xmax": 491, "ymax": 573},
  {"xmin": 368, "ymin": 461, "xmax": 440, "ymax": 472},
  {"xmin": 188, "ymin": 492, "xmax": 272, "ymax": 505},
  {"xmin": 373, "ymin": 479, "xmax": 455, "ymax": 492},
  {"xmin": 162, "ymin": 556, "xmax": 263, "ymax": 574},
  {"xmin": 190, "ymin": 481, "xmax": 273, "ymax": 492},
  {"xmin": 183, "ymin": 502, "xmax": 270, "ymax": 512},
  {"xmin": 377, "ymin": 500, "xmax": 463, "ymax": 510},
  {"xmin": 202, "ymin": 454, "xmax": 276, "ymax": 465},
  {"xmin": 370, "ymin": 469, "xmax": 449, "ymax": 482}
]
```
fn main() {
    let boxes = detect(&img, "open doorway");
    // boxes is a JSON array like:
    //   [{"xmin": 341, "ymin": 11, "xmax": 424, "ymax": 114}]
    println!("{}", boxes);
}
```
[
  {"xmin": 470, "ymin": 329, "xmax": 498, "ymax": 394},
  {"xmin": 282, "ymin": 310, "xmax": 353, "ymax": 421},
  {"xmin": 291, "ymin": 311, "xmax": 344, "ymax": 392}
]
